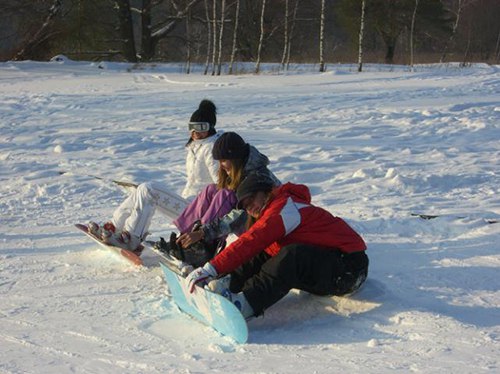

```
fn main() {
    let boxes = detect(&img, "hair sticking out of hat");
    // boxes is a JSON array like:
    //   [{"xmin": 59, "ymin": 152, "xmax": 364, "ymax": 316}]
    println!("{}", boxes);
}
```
[{"xmin": 236, "ymin": 174, "xmax": 275, "ymax": 209}]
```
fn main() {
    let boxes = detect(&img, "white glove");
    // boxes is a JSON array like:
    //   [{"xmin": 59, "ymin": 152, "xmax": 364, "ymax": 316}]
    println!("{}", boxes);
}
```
[{"xmin": 186, "ymin": 262, "xmax": 218, "ymax": 293}]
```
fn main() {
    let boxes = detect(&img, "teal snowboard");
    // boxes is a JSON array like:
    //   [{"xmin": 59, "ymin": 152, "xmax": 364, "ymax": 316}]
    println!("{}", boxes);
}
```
[{"xmin": 160, "ymin": 262, "xmax": 248, "ymax": 344}]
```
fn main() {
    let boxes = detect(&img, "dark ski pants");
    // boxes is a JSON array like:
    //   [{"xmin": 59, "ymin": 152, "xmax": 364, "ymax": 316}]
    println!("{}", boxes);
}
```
[{"xmin": 229, "ymin": 244, "xmax": 369, "ymax": 316}]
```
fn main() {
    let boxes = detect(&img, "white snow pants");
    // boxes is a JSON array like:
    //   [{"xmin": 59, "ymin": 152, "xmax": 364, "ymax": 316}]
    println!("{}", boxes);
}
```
[{"xmin": 111, "ymin": 182, "xmax": 188, "ymax": 239}]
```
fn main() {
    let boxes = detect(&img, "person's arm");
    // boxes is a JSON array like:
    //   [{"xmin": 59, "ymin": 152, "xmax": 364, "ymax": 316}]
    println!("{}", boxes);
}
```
[
  {"xmin": 202, "ymin": 209, "xmax": 248, "ymax": 242},
  {"xmin": 205, "ymin": 145, "xmax": 219, "ymax": 184},
  {"xmin": 181, "ymin": 144, "xmax": 195, "ymax": 199},
  {"xmin": 176, "ymin": 209, "xmax": 247, "ymax": 248},
  {"xmin": 210, "ymin": 207, "xmax": 289, "ymax": 274}
]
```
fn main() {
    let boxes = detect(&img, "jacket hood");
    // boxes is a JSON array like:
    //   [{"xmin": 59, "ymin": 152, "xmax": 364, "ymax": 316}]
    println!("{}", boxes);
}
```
[
  {"xmin": 273, "ymin": 182, "xmax": 311, "ymax": 204},
  {"xmin": 244, "ymin": 145, "xmax": 270, "ymax": 173}
]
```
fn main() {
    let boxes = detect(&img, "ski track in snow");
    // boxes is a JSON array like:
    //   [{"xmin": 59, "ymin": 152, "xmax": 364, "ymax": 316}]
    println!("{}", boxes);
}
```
[{"xmin": 0, "ymin": 60, "xmax": 499, "ymax": 373}]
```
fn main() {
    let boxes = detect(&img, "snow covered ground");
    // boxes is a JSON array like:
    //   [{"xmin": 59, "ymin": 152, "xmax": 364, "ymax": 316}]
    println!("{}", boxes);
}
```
[{"xmin": 1, "ymin": 59, "xmax": 499, "ymax": 373}]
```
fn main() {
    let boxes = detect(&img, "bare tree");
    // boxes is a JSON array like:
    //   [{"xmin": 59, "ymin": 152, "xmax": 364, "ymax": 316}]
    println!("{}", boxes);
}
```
[
  {"xmin": 141, "ymin": 0, "xmax": 202, "ymax": 61},
  {"xmin": 319, "ymin": 0, "xmax": 326, "ymax": 72},
  {"xmin": 495, "ymin": 26, "xmax": 500, "ymax": 63},
  {"xmin": 211, "ymin": 0, "xmax": 218, "ymax": 75},
  {"xmin": 228, "ymin": 0, "xmax": 240, "ymax": 74},
  {"xmin": 410, "ymin": 0, "xmax": 419, "ymax": 70},
  {"xmin": 204, "ymin": 0, "xmax": 212, "ymax": 75},
  {"xmin": 357, "ymin": 0, "xmax": 366, "ymax": 72},
  {"xmin": 255, "ymin": 0, "xmax": 267, "ymax": 74},
  {"xmin": 140, "ymin": 0, "xmax": 152, "ymax": 61},
  {"xmin": 216, "ymin": 0, "xmax": 226, "ymax": 75},
  {"xmin": 285, "ymin": 0, "xmax": 300, "ymax": 70},
  {"xmin": 281, "ymin": 0, "xmax": 289, "ymax": 69},
  {"xmin": 186, "ymin": 2, "xmax": 192, "ymax": 73},
  {"xmin": 440, "ymin": 0, "xmax": 477, "ymax": 63},
  {"xmin": 14, "ymin": 0, "xmax": 62, "ymax": 61},
  {"xmin": 461, "ymin": 18, "xmax": 472, "ymax": 66},
  {"xmin": 115, "ymin": 0, "xmax": 137, "ymax": 62}
]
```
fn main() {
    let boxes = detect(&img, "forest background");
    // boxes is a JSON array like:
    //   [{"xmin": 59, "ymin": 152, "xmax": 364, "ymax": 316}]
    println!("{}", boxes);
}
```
[{"xmin": 1, "ymin": 0, "xmax": 500, "ymax": 73}]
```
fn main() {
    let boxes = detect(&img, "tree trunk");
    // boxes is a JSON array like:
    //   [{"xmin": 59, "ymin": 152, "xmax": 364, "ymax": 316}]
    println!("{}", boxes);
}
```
[
  {"xmin": 409, "ymin": 0, "xmax": 419, "ymax": 70},
  {"xmin": 211, "ymin": 0, "xmax": 218, "ymax": 75},
  {"xmin": 186, "ymin": 3, "xmax": 192, "ymax": 74},
  {"xmin": 255, "ymin": 0, "xmax": 266, "ymax": 74},
  {"xmin": 281, "ymin": 0, "xmax": 289, "ymax": 69},
  {"xmin": 319, "ymin": 0, "xmax": 326, "ymax": 72},
  {"xmin": 204, "ymin": 0, "xmax": 212, "ymax": 75},
  {"xmin": 461, "ymin": 24, "xmax": 472, "ymax": 67},
  {"xmin": 141, "ymin": 0, "xmax": 155, "ymax": 61},
  {"xmin": 228, "ymin": 0, "xmax": 240, "ymax": 74},
  {"xmin": 357, "ymin": 0, "xmax": 366, "ymax": 72},
  {"xmin": 144, "ymin": 0, "xmax": 202, "ymax": 61},
  {"xmin": 440, "ymin": 0, "xmax": 463, "ymax": 63},
  {"xmin": 494, "ymin": 26, "xmax": 500, "ymax": 63},
  {"xmin": 14, "ymin": 0, "xmax": 62, "ymax": 61},
  {"xmin": 285, "ymin": 0, "xmax": 300, "ymax": 70},
  {"xmin": 116, "ymin": 0, "xmax": 137, "ymax": 62},
  {"xmin": 385, "ymin": 42, "xmax": 396, "ymax": 64},
  {"xmin": 216, "ymin": 0, "xmax": 226, "ymax": 75}
]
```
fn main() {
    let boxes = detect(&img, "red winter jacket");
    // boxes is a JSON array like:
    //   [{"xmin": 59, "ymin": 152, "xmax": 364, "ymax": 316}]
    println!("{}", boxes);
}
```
[{"xmin": 210, "ymin": 183, "xmax": 367, "ymax": 275}]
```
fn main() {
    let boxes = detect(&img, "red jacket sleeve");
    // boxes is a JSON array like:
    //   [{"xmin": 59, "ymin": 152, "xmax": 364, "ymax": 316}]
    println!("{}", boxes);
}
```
[{"xmin": 210, "ymin": 197, "xmax": 288, "ymax": 274}]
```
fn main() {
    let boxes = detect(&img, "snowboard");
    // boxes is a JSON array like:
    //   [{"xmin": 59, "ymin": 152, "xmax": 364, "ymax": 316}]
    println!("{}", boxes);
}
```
[
  {"xmin": 75, "ymin": 223, "xmax": 144, "ymax": 266},
  {"xmin": 160, "ymin": 261, "xmax": 248, "ymax": 344}
]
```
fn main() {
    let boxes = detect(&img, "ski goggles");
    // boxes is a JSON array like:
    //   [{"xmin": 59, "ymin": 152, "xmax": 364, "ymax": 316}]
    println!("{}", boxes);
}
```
[{"xmin": 188, "ymin": 121, "xmax": 211, "ymax": 132}]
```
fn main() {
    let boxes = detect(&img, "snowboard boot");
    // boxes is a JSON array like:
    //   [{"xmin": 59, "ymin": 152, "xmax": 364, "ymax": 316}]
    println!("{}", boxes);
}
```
[
  {"xmin": 154, "ymin": 232, "xmax": 186, "ymax": 261},
  {"xmin": 100, "ymin": 222, "xmax": 117, "ymax": 242},
  {"xmin": 88, "ymin": 221, "xmax": 114, "ymax": 237},
  {"xmin": 87, "ymin": 221, "xmax": 101, "ymax": 237},
  {"xmin": 207, "ymin": 277, "xmax": 254, "ymax": 319},
  {"xmin": 88, "ymin": 221, "xmax": 116, "ymax": 241},
  {"xmin": 104, "ymin": 230, "xmax": 142, "ymax": 253},
  {"xmin": 183, "ymin": 240, "xmax": 217, "ymax": 268},
  {"xmin": 231, "ymin": 292, "xmax": 255, "ymax": 320},
  {"xmin": 207, "ymin": 274, "xmax": 232, "ymax": 295}
]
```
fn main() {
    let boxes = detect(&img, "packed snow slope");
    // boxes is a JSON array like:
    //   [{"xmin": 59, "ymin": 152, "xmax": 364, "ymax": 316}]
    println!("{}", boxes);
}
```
[{"xmin": 1, "ymin": 60, "xmax": 499, "ymax": 373}]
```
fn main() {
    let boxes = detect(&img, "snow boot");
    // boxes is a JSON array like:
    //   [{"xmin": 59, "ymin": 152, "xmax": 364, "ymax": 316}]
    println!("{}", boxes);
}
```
[
  {"xmin": 207, "ymin": 274, "xmax": 232, "ymax": 295},
  {"xmin": 154, "ymin": 232, "xmax": 186, "ymax": 262},
  {"xmin": 88, "ymin": 221, "xmax": 117, "ymax": 242},
  {"xmin": 87, "ymin": 221, "xmax": 101, "ymax": 236},
  {"xmin": 100, "ymin": 222, "xmax": 117, "ymax": 242},
  {"xmin": 176, "ymin": 220, "xmax": 218, "ymax": 268},
  {"xmin": 207, "ymin": 276, "xmax": 254, "ymax": 319},
  {"xmin": 104, "ymin": 230, "xmax": 142, "ymax": 252}
]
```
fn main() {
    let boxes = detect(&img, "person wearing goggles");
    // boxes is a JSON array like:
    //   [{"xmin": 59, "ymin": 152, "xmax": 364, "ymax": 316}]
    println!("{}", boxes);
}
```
[
  {"xmin": 188, "ymin": 121, "xmax": 211, "ymax": 133},
  {"xmin": 87, "ymin": 100, "xmax": 222, "ymax": 251}
]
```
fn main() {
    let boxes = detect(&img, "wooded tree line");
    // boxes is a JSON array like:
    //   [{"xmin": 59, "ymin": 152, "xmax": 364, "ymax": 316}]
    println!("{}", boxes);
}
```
[{"xmin": 1, "ymin": 0, "xmax": 499, "ymax": 72}]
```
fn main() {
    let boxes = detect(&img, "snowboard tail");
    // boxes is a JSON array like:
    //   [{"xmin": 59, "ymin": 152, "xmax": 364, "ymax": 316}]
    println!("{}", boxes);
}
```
[
  {"xmin": 160, "ymin": 262, "xmax": 248, "ymax": 344},
  {"xmin": 75, "ymin": 223, "xmax": 143, "ymax": 266}
]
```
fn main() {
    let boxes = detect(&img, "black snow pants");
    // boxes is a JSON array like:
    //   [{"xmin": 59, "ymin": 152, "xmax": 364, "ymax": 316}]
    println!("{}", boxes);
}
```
[{"xmin": 228, "ymin": 243, "xmax": 369, "ymax": 316}]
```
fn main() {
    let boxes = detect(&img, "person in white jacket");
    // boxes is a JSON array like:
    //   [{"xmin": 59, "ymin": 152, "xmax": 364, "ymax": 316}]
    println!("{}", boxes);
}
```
[
  {"xmin": 182, "ymin": 105, "xmax": 221, "ymax": 200},
  {"xmin": 88, "ymin": 100, "xmax": 222, "ymax": 250}
]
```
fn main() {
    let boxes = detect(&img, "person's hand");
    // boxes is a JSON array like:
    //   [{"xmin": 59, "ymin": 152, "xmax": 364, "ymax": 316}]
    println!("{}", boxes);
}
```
[
  {"xmin": 186, "ymin": 262, "xmax": 218, "ymax": 293},
  {"xmin": 176, "ymin": 230, "xmax": 204, "ymax": 248}
]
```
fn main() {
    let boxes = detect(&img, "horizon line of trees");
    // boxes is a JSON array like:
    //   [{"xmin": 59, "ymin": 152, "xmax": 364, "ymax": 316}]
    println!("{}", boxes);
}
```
[{"xmin": 1, "ymin": 0, "xmax": 500, "ymax": 73}]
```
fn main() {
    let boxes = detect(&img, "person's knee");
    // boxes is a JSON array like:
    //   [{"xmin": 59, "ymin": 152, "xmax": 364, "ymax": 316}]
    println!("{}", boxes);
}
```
[
  {"xmin": 214, "ymin": 188, "xmax": 236, "ymax": 202},
  {"xmin": 261, "ymin": 244, "xmax": 303, "ymax": 278},
  {"xmin": 135, "ymin": 182, "xmax": 157, "ymax": 203}
]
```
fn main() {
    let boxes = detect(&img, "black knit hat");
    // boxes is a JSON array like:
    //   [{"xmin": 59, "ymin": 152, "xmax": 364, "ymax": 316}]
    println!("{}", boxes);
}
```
[
  {"xmin": 189, "ymin": 99, "xmax": 217, "ymax": 128},
  {"xmin": 236, "ymin": 174, "xmax": 275, "ymax": 209},
  {"xmin": 212, "ymin": 132, "xmax": 250, "ymax": 160}
]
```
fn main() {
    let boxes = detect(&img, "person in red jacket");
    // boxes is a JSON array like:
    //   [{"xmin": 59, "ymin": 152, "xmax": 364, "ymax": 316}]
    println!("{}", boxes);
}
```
[{"xmin": 186, "ymin": 174, "xmax": 369, "ymax": 318}]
